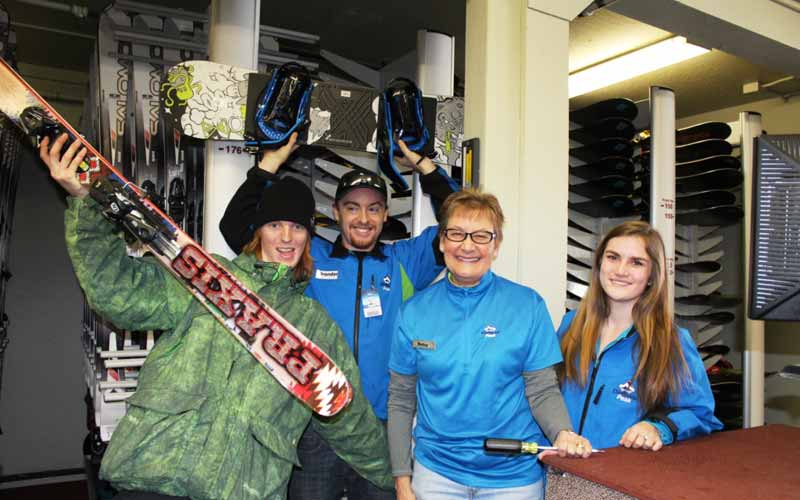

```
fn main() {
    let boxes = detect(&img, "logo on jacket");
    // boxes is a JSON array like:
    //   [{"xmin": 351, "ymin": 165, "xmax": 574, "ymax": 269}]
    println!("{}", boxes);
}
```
[
  {"xmin": 315, "ymin": 269, "xmax": 339, "ymax": 280},
  {"xmin": 481, "ymin": 324, "xmax": 499, "ymax": 338},
  {"xmin": 614, "ymin": 380, "xmax": 636, "ymax": 404},
  {"xmin": 382, "ymin": 274, "xmax": 391, "ymax": 291}
]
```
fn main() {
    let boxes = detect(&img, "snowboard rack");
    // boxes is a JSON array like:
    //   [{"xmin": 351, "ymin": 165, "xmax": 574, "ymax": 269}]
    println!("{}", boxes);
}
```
[
  {"xmin": 252, "ymin": 62, "xmax": 314, "ymax": 149},
  {"xmin": 377, "ymin": 77, "xmax": 430, "ymax": 193}
]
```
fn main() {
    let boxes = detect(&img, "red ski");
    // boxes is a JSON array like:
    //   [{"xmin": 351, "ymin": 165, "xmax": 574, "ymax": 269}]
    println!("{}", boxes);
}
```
[{"xmin": 0, "ymin": 58, "xmax": 352, "ymax": 417}]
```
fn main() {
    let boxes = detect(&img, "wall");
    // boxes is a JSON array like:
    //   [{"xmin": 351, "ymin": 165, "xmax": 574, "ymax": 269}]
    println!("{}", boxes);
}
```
[
  {"xmin": 678, "ymin": 94, "xmax": 800, "ymax": 426},
  {"xmin": 0, "ymin": 141, "xmax": 85, "ymax": 478}
]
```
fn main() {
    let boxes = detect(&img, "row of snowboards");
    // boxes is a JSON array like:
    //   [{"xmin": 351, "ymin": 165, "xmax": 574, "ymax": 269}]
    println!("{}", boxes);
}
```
[{"xmin": 565, "ymin": 97, "xmax": 743, "ymax": 430}]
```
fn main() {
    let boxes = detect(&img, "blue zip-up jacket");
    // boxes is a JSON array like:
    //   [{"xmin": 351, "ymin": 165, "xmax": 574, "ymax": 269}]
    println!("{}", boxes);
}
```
[
  {"xmin": 221, "ymin": 166, "xmax": 458, "ymax": 419},
  {"xmin": 389, "ymin": 272, "xmax": 563, "ymax": 488},
  {"xmin": 556, "ymin": 310, "xmax": 722, "ymax": 449}
]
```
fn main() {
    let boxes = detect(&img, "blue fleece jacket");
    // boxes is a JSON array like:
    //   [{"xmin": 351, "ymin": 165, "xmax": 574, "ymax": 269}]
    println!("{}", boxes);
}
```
[{"xmin": 556, "ymin": 310, "xmax": 722, "ymax": 449}]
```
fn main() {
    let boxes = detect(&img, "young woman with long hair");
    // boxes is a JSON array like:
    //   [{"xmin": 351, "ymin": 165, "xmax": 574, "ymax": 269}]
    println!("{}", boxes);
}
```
[{"xmin": 558, "ymin": 221, "xmax": 722, "ymax": 451}]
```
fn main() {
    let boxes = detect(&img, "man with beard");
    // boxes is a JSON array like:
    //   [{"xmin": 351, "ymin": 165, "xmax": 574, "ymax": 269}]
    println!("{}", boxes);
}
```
[{"xmin": 220, "ymin": 133, "xmax": 458, "ymax": 500}]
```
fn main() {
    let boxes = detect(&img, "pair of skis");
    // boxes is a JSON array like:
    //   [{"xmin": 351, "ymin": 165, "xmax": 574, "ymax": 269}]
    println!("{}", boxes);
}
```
[{"xmin": 0, "ymin": 58, "xmax": 352, "ymax": 417}]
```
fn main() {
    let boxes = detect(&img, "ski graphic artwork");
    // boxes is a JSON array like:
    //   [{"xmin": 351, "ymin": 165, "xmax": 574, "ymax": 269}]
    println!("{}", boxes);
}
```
[{"xmin": 0, "ymin": 58, "xmax": 352, "ymax": 417}]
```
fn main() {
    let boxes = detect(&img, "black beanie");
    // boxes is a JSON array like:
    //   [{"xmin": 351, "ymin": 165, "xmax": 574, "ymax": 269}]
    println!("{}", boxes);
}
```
[{"xmin": 250, "ymin": 176, "xmax": 315, "ymax": 235}]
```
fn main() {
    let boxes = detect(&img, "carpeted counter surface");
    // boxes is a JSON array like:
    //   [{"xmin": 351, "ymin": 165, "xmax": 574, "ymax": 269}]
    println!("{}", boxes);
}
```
[{"xmin": 542, "ymin": 424, "xmax": 800, "ymax": 500}]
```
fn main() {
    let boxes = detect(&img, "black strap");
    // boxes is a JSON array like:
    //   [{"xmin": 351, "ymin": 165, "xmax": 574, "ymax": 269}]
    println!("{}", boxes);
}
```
[{"xmin": 645, "ymin": 408, "xmax": 679, "ymax": 441}]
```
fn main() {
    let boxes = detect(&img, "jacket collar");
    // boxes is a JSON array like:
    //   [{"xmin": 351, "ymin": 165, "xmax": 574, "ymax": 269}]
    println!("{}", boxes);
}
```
[
  {"xmin": 445, "ymin": 270, "xmax": 495, "ymax": 296},
  {"xmin": 232, "ymin": 252, "xmax": 309, "ymax": 293},
  {"xmin": 330, "ymin": 235, "xmax": 388, "ymax": 261}
]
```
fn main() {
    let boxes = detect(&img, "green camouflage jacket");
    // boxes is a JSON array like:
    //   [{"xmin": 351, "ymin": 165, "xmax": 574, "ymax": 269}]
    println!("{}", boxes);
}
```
[{"xmin": 65, "ymin": 197, "xmax": 392, "ymax": 499}]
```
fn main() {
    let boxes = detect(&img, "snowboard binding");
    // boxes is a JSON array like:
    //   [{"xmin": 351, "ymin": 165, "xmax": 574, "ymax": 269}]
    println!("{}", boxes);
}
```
[
  {"xmin": 250, "ymin": 62, "xmax": 314, "ymax": 150},
  {"xmin": 377, "ymin": 78, "xmax": 430, "ymax": 193}
]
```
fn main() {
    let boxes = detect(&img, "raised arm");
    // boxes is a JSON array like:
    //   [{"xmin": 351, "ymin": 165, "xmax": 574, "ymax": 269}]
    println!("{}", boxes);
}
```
[
  {"xmin": 219, "ymin": 133, "xmax": 298, "ymax": 253},
  {"xmin": 395, "ymin": 139, "xmax": 460, "ymax": 217},
  {"xmin": 39, "ymin": 134, "xmax": 191, "ymax": 331}
]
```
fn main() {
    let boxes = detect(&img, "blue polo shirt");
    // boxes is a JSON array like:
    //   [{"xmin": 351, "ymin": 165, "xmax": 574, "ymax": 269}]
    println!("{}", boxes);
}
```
[{"xmin": 389, "ymin": 272, "xmax": 562, "ymax": 488}]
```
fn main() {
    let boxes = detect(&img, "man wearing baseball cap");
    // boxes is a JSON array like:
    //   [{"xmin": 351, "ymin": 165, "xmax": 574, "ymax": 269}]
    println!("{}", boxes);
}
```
[{"xmin": 221, "ymin": 132, "xmax": 458, "ymax": 500}]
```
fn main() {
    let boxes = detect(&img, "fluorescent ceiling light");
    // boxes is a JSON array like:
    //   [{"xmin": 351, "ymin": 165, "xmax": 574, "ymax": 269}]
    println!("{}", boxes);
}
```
[{"xmin": 568, "ymin": 36, "xmax": 710, "ymax": 98}]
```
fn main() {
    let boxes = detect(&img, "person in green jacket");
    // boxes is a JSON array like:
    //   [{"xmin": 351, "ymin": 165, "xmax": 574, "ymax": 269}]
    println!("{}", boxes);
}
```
[{"xmin": 39, "ymin": 133, "xmax": 394, "ymax": 500}]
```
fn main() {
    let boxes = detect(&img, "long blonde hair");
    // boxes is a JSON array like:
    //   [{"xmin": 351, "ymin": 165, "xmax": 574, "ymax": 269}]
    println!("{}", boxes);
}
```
[
  {"xmin": 560, "ymin": 221, "xmax": 688, "ymax": 412},
  {"xmin": 241, "ymin": 231, "xmax": 313, "ymax": 282}
]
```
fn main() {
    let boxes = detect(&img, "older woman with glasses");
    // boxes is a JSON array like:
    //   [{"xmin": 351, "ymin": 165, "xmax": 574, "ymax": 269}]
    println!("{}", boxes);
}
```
[{"xmin": 387, "ymin": 189, "xmax": 592, "ymax": 500}]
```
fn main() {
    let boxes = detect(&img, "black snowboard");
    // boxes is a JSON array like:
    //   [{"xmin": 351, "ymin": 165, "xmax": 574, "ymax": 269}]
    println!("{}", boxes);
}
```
[
  {"xmin": 677, "ymin": 206, "xmax": 744, "ymax": 226},
  {"xmin": 676, "ymin": 190, "xmax": 737, "ymax": 211},
  {"xmin": 569, "ymin": 195, "xmax": 638, "ymax": 218},
  {"xmin": 699, "ymin": 344, "xmax": 732, "ymax": 356},
  {"xmin": 675, "ymin": 293, "xmax": 741, "ymax": 308},
  {"xmin": 676, "ymin": 139, "xmax": 734, "ymax": 164},
  {"xmin": 570, "ymin": 117, "xmax": 636, "ymax": 145},
  {"xmin": 675, "ymin": 261, "xmax": 722, "ymax": 274},
  {"xmin": 636, "ymin": 139, "xmax": 733, "ymax": 165},
  {"xmin": 674, "ymin": 155, "xmax": 740, "ymax": 177},
  {"xmin": 570, "ymin": 138, "xmax": 633, "ymax": 164},
  {"xmin": 567, "ymin": 237, "xmax": 594, "ymax": 252},
  {"xmin": 638, "ymin": 122, "xmax": 732, "ymax": 148},
  {"xmin": 676, "ymin": 168, "xmax": 742, "ymax": 194},
  {"xmin": 567, "ymin": 254, "xmax": 593, "ymax": 269},
  {"xmin": 569, "ymin": 157, "xmax": 634, "ymax": 181},
  {"xmin": 566, "ymin": 272, "xmax": 590, "ymax": 286},
  {"xmin": 676, "ymin": 311, "xmax": 736, "ymax": 325},
  {"xmin": 567, "ymin": 219, "xmax": 597, "ymax": 236},
  {"xmin": 569, "ymin": 98, "xmax": 638, "ymax": 127},
  {"xmin": 570, "ymin": 175, "xmax": 634, "ymax": 199}
]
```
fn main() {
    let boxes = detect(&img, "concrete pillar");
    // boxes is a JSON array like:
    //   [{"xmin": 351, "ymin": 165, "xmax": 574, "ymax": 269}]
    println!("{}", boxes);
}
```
[
  {"xmin": 203, "ymin": 0, "xmax": 260, "ymax": 255},
  {"xmin": 465, "ymin": 0, "xmax": 573, "ymax": 320}
]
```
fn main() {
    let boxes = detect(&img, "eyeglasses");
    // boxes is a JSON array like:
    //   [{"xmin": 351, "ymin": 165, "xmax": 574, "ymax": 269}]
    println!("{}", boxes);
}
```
[{"xmin": 443, "ymin": 228, "xmax": 496, "ymax": 245}]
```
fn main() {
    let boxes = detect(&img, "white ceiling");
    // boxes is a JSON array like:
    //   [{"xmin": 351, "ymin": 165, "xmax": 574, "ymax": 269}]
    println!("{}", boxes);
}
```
[
  {"xmin": 569, "ymin": 8, "xmax": 671, "ymax": 73},
  {"xmin": 568, "ymin": 10, "xmax": 794, "ymax": 118}
]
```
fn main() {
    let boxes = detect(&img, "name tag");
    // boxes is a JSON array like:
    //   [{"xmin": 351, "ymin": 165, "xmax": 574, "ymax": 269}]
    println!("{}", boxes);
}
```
[
  {"xmin": 362, "ymin": 287, "xmax": 383, "ymax": 318},
  {"xmin": 315, "ymin": 269, "xmax": 339, "ymax": 280},
  {"xmin": 412, "ymin": 340, "xmax": 436, "ymax": 350}
]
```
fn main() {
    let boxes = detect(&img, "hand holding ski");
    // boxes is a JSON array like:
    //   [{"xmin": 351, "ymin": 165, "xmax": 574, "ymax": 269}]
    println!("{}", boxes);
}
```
[{"xmin": 39, "ymin": 134, "xmax": 90, "ymax": 198}]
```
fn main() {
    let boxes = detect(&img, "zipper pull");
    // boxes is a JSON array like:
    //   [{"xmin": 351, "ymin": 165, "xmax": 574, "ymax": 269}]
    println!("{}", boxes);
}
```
[{"xmin": 593, "ymin": 384, "xmax": 605, "ymax": 405}]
